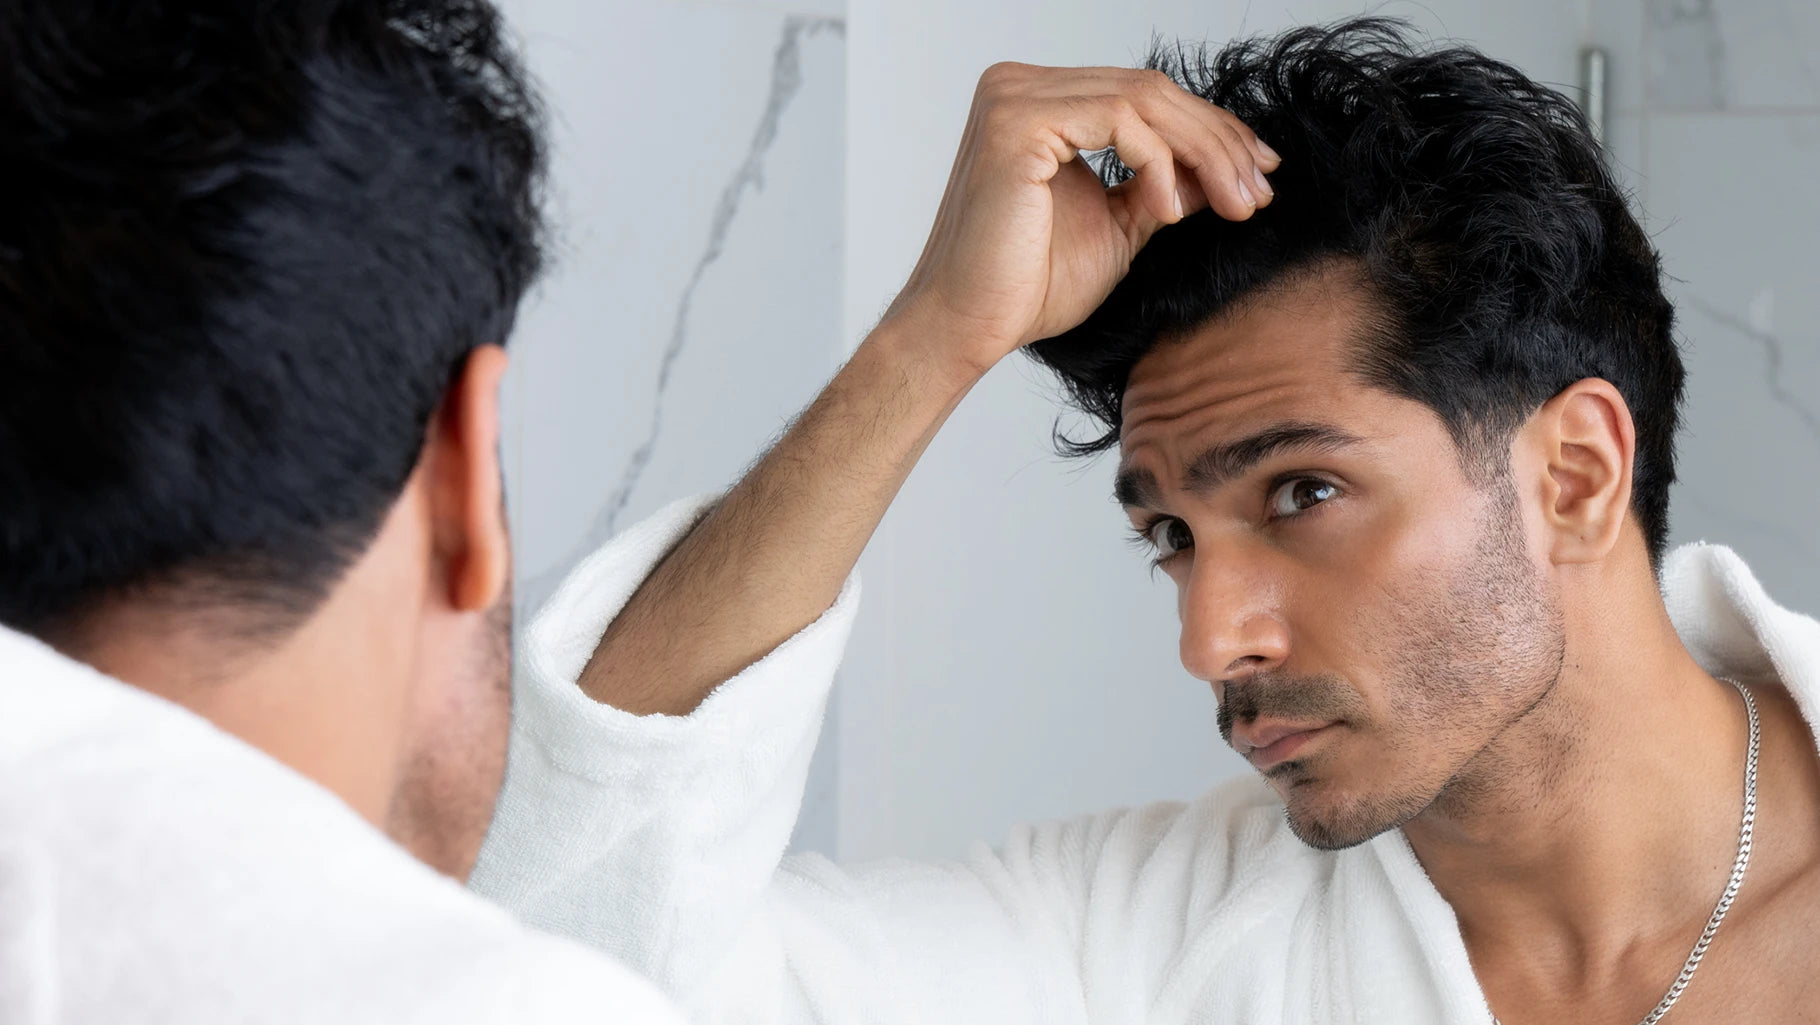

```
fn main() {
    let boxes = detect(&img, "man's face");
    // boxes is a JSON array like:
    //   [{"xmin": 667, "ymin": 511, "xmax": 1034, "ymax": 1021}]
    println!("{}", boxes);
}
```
[{"xmin": 1116, "ymin": 268, "xmax": 1566, "ymax": 850}]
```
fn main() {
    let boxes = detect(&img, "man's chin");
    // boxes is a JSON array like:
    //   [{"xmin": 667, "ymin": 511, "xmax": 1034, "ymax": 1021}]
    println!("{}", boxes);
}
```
[{"xmin": 1278, "ymin": 779, "xmax": 1428, "ymax": 852}]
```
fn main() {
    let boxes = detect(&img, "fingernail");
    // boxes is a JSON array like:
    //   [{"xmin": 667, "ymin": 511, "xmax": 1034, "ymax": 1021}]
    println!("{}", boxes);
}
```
[
  {"xmin": 1253, "ymin": 166, "xmax": 1273, "ymax": 198},
  {"xmin": 1258, "ymin": 140, "xmax": 1282, "ymax": 163},
  {"xmin": 1237, "ymin": 178, "xmax": 1256, "ymax": 207},
  {"xmin": 1175, "ymin": 183, "xmax": 1202, "ymax": 220}
]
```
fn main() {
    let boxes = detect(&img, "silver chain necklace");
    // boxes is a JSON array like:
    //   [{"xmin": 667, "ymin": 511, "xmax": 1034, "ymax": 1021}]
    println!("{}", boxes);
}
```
[{"xmin": 1491, "ymin": 677, "xmax": 1760, "ymax": 1025}]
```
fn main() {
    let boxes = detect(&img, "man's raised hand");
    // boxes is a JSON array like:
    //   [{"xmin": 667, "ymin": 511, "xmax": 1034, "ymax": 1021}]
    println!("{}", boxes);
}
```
[{"xmin": 886, "ymin": 63, "xmax": 1279, "ymax": 382}]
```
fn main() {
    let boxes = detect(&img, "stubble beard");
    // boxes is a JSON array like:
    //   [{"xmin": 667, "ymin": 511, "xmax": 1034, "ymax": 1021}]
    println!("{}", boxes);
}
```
[
  {"xmin": 1263, "ymin": 480, "xmax": 1566, "ymax": 851},
  {"xmin": 386, "ymin": 596, "xmax": 515, "ymax": 879}
]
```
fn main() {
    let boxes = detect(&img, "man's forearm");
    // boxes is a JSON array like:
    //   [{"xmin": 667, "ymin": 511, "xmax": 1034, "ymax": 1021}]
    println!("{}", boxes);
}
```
[{"xmin": 576, "ymin": 311, "xmax": 981, "ymax": 715}]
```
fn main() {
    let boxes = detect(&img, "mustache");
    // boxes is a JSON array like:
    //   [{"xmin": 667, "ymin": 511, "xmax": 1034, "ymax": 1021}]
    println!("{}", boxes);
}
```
[{"xmin": 1217, "ymin": 673, "xmax": 1366, "ymax": 744}]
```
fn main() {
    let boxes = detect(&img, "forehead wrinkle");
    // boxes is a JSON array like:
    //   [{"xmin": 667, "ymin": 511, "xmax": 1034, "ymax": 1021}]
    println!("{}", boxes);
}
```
[
  {"xmin": 1119, "ymin": 345, "xmax": 1239, "ymax": 440},
  {"xmin": 1117, "ymin": 377, "xmax": 1326, "ymax": 512},
  {"xmin": 1120, "ymin": 369, "xmax": 1303, "ymax": 458}
]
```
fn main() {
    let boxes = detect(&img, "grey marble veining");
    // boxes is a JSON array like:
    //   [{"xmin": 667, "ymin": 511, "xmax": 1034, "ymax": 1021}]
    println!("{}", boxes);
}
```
[
  {"xmin": 509, "ymin": 9, "xmax": 847, "ymax": 617},
  {"xmin": 595, "ymin": 15, "xmax": 845, "ymax": 542},
  {"xmin": 498, "ymin": 3, "xmax": 847, "ymax": 857},
  {"xmin": 1601, "ymin": 0, "xmax": 1820, "ymax": 618},
  {"xmin": 1681, "ymin": 295, "xmax": 1820, "ymax": 445},
  {"xmin": 1623, "ymin": 104, "xmax": 1820, "ymax": 616},
  {"xmin": 1672, "ymin": 296, "xmax": 1820, "ymax": 579},
  {"xmin": 1644, "ymin": 0, "xmax": 1820, "ymax": 110}
]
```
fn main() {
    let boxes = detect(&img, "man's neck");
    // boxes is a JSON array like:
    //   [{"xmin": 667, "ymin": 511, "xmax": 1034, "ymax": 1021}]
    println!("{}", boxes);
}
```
[
  {"xmin": 1401, "ymin": 591, "xmax": 1757, "ymax": 974},
  {"xmin": 58, "ymin": 588, "xmax": 414, "ymax": 831}
]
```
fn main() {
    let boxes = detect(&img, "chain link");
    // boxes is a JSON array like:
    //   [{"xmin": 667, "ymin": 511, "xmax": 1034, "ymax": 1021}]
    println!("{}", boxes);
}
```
[{"xmin": 1490, "ymin": 678, "xmax": 1758, "ymax": 1025}]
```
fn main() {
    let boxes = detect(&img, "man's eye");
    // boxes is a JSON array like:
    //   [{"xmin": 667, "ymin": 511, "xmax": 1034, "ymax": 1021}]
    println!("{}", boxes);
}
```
[
  {"xmin": 1268, "ymin": 478, "xmax": 1339, "ymax": 519},
  {"xmin": 1145, "ymin": 517, "xmax": 1195, "ymax": 558}
]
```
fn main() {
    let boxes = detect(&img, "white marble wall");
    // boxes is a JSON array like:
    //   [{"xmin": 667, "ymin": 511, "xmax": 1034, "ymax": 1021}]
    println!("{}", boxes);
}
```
[
  {"xmin": 496, "ymin": 0, "xmax": 846, "ymax": 853},
  {"xmin": 1594, "ymin": 0, "xmax": 1820, "ymax": 616}
]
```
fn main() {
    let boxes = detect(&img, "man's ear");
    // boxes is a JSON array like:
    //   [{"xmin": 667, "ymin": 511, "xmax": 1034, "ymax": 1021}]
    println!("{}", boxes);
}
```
[
  {"xmin": 1523, "ymin": 378, "xmax": 1636, "ymax": 565},
  {"xmin": 426, "ymin": 345, "xmax": 511, "ymax": 612}
]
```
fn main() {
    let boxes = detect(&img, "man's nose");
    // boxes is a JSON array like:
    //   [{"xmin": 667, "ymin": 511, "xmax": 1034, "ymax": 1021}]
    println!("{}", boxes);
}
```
[{"xmin": 1177, "ymin": 554, "xmax": 1290, "ymax": 685}]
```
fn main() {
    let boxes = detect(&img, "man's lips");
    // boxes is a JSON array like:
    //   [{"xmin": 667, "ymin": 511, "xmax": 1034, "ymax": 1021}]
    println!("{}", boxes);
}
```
[{"xmin": 1232, "ymin": 720, "xmax": 1338, "ymax": 770}]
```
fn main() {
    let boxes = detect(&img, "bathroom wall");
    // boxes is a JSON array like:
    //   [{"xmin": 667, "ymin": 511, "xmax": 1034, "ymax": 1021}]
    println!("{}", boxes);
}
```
[
  {"xmin": 495, "ymin": 0, "xmax": 847, "ymax": 853},
  {"xmin": 1592, "ymin": 0, "xmax": 1820, "ymax": 615}
]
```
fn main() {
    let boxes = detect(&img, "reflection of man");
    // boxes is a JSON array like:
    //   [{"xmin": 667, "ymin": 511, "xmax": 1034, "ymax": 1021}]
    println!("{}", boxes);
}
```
[{"xmin": 473, "ymin": 20, "xmax": 1820, "ymax": 1025}]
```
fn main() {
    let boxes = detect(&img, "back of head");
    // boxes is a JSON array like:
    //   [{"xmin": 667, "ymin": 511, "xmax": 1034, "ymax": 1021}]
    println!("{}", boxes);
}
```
[
  {"xmin": 1029, "ymin": 18, "xmax": 1684, "ymax": 563},
  {"xmin": 0, "ymin": 0, "xmax": 543, "ymax": 640}
]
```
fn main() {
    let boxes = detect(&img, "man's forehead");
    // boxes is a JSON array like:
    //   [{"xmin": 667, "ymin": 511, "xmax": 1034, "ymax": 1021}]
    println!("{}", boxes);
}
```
[{"xmin": 1119, "ymin": 273, "xmax": 1374, "ymax": 445}]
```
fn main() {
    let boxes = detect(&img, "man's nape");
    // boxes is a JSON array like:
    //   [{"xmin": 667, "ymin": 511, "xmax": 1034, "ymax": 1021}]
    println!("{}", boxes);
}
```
[{"xmin": 59, "ymin": 344, "xmax": 518, "ymax": 879}]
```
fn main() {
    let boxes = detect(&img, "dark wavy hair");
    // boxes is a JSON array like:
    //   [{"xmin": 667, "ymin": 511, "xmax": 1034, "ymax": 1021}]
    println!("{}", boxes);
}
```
[
  {"xmin": 1028, "ymin": 18, "xmax": 1684, "ymax": 563},
  {"xmin": 0, "ymin": 0, "xmax": 546, "ymax": 636}
]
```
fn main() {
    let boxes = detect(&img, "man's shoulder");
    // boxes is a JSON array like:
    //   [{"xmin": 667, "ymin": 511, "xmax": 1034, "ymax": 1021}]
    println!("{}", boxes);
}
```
[
  {"xmin": 0, "ymin": 629, "xmax": 680, "ymax": 1024},
  {"xmin": 1663, "ymin": 542, "xmax": 1820, "ymax": 695}
]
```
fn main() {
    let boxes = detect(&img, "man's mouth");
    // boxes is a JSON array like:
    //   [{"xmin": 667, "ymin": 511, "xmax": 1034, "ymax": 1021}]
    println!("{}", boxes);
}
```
[{"xmin": 1232, "ymin": 720, "xmax": 1338, "ymax": 771}]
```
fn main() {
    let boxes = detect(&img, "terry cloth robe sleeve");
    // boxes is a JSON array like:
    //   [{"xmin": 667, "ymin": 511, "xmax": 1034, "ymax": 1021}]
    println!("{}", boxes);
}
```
[
  {"xmin": 469, "ymin": 496, "xmax": 1314, "ymax": 1024},
  {"xmin": 469, "ymin": 494, "xmax": 1069, "ymax": 1020}
]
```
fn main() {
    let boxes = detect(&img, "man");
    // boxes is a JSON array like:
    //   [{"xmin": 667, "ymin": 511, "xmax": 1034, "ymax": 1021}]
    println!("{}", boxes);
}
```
[
  {"xmin": 0, "ymin": 1, "xmax": 697, "ymax": 1019},
  {"xmin": 0, "ymin": 1, "xmax": 1271, "ymax": 1021},
  {"xmin": 471, "ymin": 20, "xmax": 1820, "ymax": 1025}
]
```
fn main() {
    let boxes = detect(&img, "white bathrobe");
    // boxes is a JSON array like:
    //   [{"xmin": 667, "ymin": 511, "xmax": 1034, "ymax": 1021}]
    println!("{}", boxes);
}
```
[
  {"xmin": 0, "ymin": 626, "xmax": 684, "ymax": 1024},
  {"xmin": 471, "ymin": 495, "xmax": 1820, "ymax": 1024}
]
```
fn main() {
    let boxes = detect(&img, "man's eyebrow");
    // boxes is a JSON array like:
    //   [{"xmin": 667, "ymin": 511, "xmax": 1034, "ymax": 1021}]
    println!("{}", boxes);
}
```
[
  {"xmin": 1183, "ymin": 422, "xmax": 1363, "ymax": 494},
  {"xmin": 1114, "ymin": 421, "xmax": 1364, "ymax": 509},
  {"xmin": 1114, "ymin": 466, "xmax": 1161, "ymax": 510}
]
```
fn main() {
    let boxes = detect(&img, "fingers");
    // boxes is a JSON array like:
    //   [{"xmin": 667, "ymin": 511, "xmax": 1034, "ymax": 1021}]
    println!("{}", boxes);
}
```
[
  {"xmin": 1121, "ymin": 71, "xmax": 1269, "ymax": 220},
  {"xmin": 973, "ymin": 62, "xmax": 1279, "ymax": 224},
  {"xmin": 1148, "ymin": 75, "xmax": 1279, "ymax": 204},
  {"xmin": 1147, "ymin": 70, "xmax": 1280, "ymax": 170},
  {"xmin": 1043, "ymin": 96, "xmax": 1181, "ymax": 226}
]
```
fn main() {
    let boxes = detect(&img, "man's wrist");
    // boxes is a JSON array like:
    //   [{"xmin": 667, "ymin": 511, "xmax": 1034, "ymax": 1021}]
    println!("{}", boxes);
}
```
[{"xmin": 862, "ymin": 298, "xmax": 1006, "ymax": 402}]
